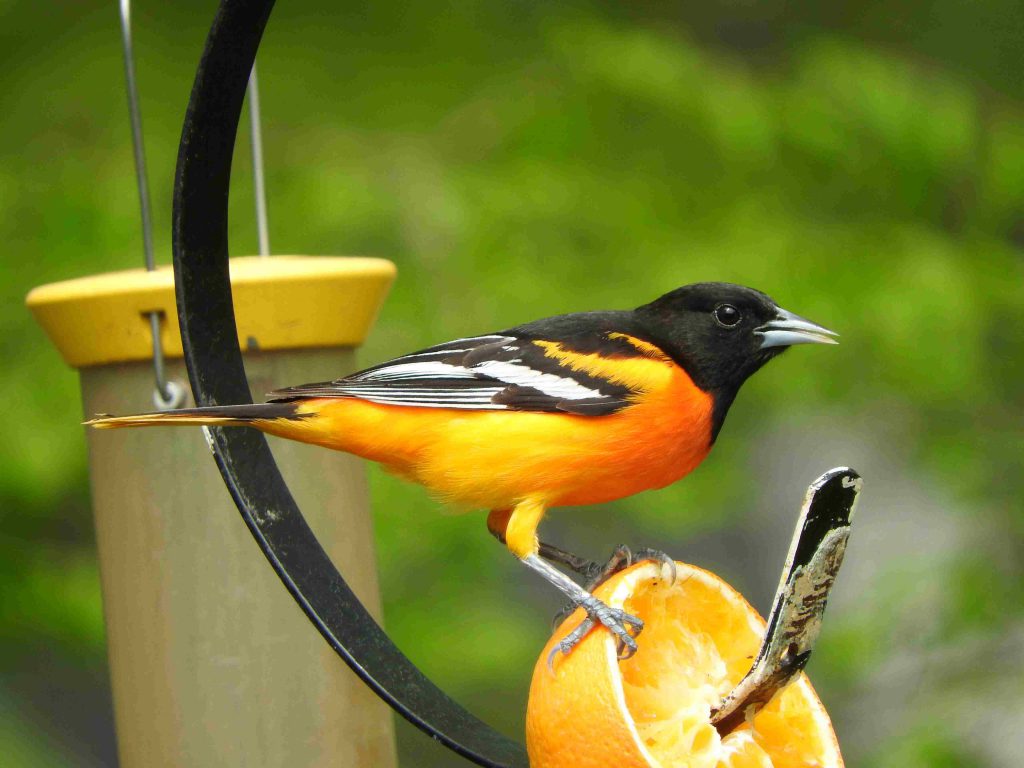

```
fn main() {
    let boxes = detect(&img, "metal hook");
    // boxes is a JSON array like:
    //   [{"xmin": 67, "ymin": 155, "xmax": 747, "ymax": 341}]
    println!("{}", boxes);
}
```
[
  {"xmin": 118, "ymin": 0, "xmax": 186, "ymax": 410},
  {"xmin": 148, "ymin": 312, "xmax": 187, "ymax": 410}
]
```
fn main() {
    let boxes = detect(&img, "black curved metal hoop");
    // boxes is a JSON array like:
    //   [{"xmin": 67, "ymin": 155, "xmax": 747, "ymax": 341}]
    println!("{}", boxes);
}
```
[{"xmin": 170, "ymin": 1, "xmax": 527, "ymax": 765}]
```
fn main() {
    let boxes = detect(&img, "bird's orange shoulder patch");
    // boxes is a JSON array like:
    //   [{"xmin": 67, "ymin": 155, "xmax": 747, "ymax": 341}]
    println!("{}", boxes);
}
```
[
  {"xmin": 532, "ymin": 336, "xmax": 674, "ymax": 395},
  {"xmin": 605, "ymin": 332, "xmax": 672, "ymax": 361}
]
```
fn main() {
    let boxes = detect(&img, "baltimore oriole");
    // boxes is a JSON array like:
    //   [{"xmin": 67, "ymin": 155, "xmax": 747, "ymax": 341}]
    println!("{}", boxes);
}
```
[{"xmin": 88, "ymin": 282, "xmax": 837, "ymax": 657}]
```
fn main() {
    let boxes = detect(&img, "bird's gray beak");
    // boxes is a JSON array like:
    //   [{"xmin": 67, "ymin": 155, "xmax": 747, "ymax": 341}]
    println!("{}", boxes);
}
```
[{"xmin": 755, "ymin": 308, "xmax": 839, "ymax": 349}]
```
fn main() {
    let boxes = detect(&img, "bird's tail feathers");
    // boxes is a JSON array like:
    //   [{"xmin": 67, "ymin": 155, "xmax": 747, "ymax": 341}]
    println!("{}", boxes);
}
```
[{"xmin": 85, "ymin": 402, "xmax": 307, "ymax": 430}]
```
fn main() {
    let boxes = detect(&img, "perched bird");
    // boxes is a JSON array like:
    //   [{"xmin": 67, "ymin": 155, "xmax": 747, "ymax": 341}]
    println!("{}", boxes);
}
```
[{"xmin": 88, "ymin": 282, "xmax": 837, "ymax": 657}]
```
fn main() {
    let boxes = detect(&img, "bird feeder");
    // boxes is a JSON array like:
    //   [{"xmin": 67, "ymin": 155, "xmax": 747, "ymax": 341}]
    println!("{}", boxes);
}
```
[{"xmin": 27, "ymin": 258, "xmax": 398, "ymax": 768}]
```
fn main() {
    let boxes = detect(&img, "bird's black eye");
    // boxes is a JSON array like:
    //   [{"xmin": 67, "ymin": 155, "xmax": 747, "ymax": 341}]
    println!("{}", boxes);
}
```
[{"xmin": 714, "ymin": 304, "xmax": 741, "ymax": 328}]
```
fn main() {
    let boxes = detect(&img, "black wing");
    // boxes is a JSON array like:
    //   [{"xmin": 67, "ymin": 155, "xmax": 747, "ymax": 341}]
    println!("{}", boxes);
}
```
[{"xmin": 268, "ymin": 332, "xmax": 637, "ymax": 416}]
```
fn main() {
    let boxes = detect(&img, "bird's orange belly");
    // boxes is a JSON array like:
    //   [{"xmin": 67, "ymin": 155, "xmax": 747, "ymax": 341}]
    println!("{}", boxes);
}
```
[{"xmin": 268, "ymin": 371, "xmax": 715, "ymax": 511}]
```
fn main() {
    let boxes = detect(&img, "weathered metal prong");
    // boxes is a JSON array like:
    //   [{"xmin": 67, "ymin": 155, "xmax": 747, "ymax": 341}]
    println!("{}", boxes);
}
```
[{"xmin": 711, "ymin": 467, "xmax": 862, "ymax": 734}]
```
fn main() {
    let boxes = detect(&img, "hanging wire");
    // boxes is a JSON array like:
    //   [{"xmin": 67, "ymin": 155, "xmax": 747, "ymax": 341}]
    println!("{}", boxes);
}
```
[
  {"xmin": 119, "ymin": 0, "xmax": 185, "ymax": 409},
  {"xmin": 247, "ymin": 63, "xmax": 270, "ymax": 256},
  {"xmin": 118, "ymin": 0, "xmax": 154, "ymax": 272}
]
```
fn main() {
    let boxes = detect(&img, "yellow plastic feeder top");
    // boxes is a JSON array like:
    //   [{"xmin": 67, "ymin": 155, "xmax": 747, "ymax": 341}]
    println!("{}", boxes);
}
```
[{"xmin": 26, "ymin": 256, "xmax": 396, "ymax": 368}]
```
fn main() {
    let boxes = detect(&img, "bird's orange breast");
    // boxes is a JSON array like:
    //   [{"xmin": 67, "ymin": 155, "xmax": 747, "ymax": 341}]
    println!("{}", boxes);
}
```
[{"xmin": 260, "ymin": 357, "xmax": 715, "ymax": 511}]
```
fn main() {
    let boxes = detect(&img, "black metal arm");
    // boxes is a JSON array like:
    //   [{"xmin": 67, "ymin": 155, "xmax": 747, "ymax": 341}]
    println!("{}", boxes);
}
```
[{"xmin": 170, "ymin": 1, "xmax": 527, "ymax": 765}]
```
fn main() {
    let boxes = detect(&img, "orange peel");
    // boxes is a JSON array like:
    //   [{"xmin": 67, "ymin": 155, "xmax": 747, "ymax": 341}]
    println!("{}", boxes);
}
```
[{"xmin": 526, "ymin": 561, "xmax": 843, "ymax": 768}]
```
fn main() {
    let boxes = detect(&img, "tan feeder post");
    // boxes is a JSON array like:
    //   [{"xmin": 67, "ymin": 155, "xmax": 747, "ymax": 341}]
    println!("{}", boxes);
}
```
[{"xmin": 26, "ymin": 256, "xmax": 399, "ymax": 767}]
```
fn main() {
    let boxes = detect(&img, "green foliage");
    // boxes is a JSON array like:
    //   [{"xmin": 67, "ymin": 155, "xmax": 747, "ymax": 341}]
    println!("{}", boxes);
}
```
[
  {"xmin": 1, "ymin": 1, "xmax": 1021, "ymax": 766},
  {"xmin": 876, "ymin": 728, "xmax": 987, "ymax": 768}
]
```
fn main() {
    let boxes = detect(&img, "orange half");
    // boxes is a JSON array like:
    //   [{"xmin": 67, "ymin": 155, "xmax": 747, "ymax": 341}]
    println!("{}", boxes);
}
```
[{"xmin": 526, "ymin": 561, "xmax": 843, "ymax": 768}]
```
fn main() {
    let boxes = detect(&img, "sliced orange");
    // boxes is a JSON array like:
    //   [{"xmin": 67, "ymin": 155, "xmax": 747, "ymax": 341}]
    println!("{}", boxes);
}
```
[{"xmin": 526, "ymin": 561, "xmax": 843, "ymax": 768}]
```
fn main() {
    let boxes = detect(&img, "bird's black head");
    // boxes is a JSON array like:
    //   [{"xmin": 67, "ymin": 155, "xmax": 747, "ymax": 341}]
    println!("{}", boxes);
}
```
[{"xmin": 635, "ymin": 282, "xmax": 837, "ymax": 439}]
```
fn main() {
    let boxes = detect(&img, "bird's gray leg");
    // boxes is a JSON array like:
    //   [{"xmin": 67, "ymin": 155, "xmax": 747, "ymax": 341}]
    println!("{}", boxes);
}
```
[
  {"xmin": 487, "ymin": 508, "xmax": 598, "ymax": 576},
  {"xmin": 546, "ymin": 545, "xmax": 677, "ymax": 632},
  {"xmin": 542, "ymin": 542, "xmax": 677, "ymax": 592},
  {"xmin": 486, "ymin": 509, "xmax": 646, "ymax": 661},
  {"xmin": 521, "ymin": 554, "xmax": 644, "ymax": 665},
  {"xmin": 496, "ymin": 531, "xmax": 672, "ymax": 591},
  {"xmin": 536, "ymin": 541, "xmax": 600, "ymax": 577}
]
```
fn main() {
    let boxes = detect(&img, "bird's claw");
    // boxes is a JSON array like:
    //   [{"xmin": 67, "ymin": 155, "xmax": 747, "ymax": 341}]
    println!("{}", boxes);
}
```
[
  {"xmin": 547, "ymin": 595, "xmax": 644, "ymax": 670},
  {"xmin": 550, "ymin": 545, "xmax": 676, "ymax": 631},
  {"xmin": 631, "ymin": 547, "xmax": 678, "ymax": 585},
  {"xmin": 582, "ymin": 544, "xmax": 677, "ymax": 592}
]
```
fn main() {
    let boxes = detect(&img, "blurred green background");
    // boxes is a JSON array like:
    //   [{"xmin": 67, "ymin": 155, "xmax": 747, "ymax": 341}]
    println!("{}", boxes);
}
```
[{"xmin": 2, "ymin": 1, "xmax": 1022, "ymax": 765}]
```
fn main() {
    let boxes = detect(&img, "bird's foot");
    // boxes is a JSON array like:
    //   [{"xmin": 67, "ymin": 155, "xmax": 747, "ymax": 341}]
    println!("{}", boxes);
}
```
[
  {"xmin": 581, "ymin": 544, "xmax": 677, "ymax": 592},
  {"xmin": 550, "ymin": 545, "xmax": 676, "ymax": 630},
  {"xmin": 548, "ymin": 594, "xmax": 644, "ymax": 669},
  {"xmin": 537, "ymin": 541, "xmax": 676, "ymax": 589}
]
